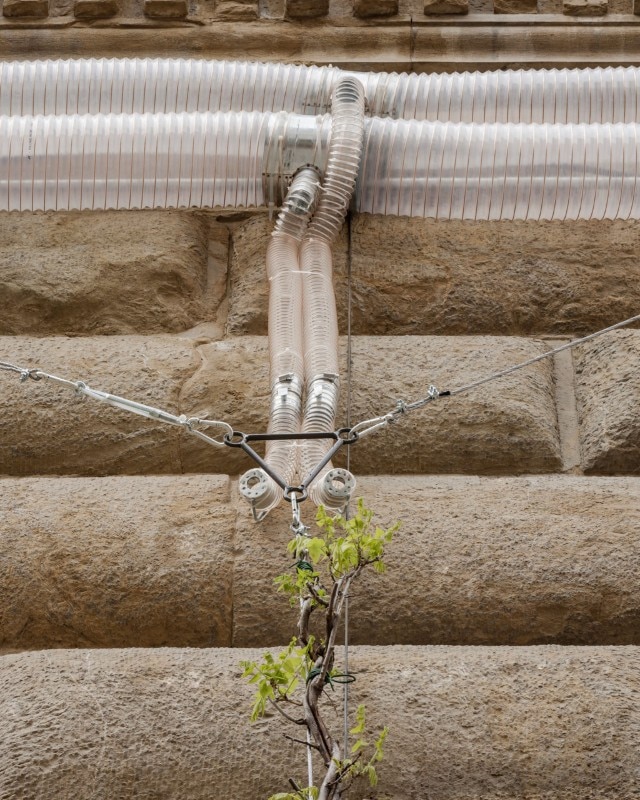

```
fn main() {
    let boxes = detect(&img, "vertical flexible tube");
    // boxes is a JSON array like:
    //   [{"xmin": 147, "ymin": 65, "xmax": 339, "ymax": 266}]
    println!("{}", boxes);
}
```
[
  {"xmin": 239, "ymin": 168, "xmax": 321, "ymax": 520},
  {"xmin": 299, "ymin": 77, "xmax": 365, "ymax": 512},
  {"xmin": 3, "ymin": 59, "xmax": 640, "ymax": 124}
]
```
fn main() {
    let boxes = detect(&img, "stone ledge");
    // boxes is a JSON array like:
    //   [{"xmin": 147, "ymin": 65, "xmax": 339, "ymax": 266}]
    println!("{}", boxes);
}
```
[
  {"xmin": 2, "ymin": 646, "xmax": 638, "ymax": 799},
  {"xmin": 0, "ymin": 334, "xmax": 561, "ymax": 475},
  {"xmin": 0, "ymin": 211, "xmax": 224, "ymax": 336},
  {"xmin": 3, "ymin": 21, "xmax": 640, "ymax": 69},
  {"xmin": 233, "ymin": 474, "xmax": 640, "ymax": 646},
  {"xmin": 2, "ymin": 475, "xmax": 638, "ymax": 651},
  {"xmin": 575, "ymin": 329, "xmax": 640, "ymax": 473}
]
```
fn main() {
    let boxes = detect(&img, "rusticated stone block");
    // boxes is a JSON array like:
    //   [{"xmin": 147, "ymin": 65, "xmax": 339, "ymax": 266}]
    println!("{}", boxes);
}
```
[
  {"xmin": 494, "ymin": 0, "xmax": 536, "ymax": 10},
  {"xmin": 424, "ymin": 0, "xmax": 468, "ymax": 12},
  {"xmin": 2, "ymin": 474, "xmax": 638, "ymax": 651},
  {"xmin": 575, "ymin": 330, "xmax": 640, "ymax": 474},
  {"xmin": 353, "ymin": 0, "xmax": 398, "ymax": 16},
  {"xmin": 0, "ymin": 476, "xmax": 233, "ymax": 652},
  {"xmin": 0, "ymin": 335, "xmax": 202, "ymax": 476},
  {"xmin": 229, "ymin": 216, "xmax": 640, "ymax": 337},
  {"xmin": 284, "ymin": 0, "xmax": 328, "ymax": 17},
  {"xmin": 349, "ymin": 217, "xmax": 640, "ymax": 336},
  {"xmin": 143, "ymin": 0, "xmax": 188, "ymax": 17},
  {"xmin": 233, "ymin": 475, "xmax": 640, "ymax": 647},
  {"xmin": 0, "ymin": 211, "xmax": 224, "ymax": 336},
  {"xmin": 180, "ymin": 334, "xmax": 561, "ymax": 476},
  {"xmin": 73, "ymin": 0, "xmax": 118, "ymax": 17},
  {"xmin": 2, "ymin": 646, "xmax": 639, "ymax": 799},
  {"xmin": 2, "ymin": 0, "xmax": 48, "ymax": 15},
  {"xmin": 563, "ymin": 0, "xmax": 607, "ymax": 13},
  {"xmin": 0, "ymin": 335, "xmax": 559, "ymax": 476}
]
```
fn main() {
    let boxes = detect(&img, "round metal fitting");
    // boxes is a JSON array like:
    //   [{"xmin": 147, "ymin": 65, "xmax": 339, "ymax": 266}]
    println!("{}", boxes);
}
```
[
  {"xmin": 322, "ymin": 468, "xmax": 356, "ymax": 501},
  {"xmin": 239, "ymin": 468, "xmax": 270, "ymax": 501}
]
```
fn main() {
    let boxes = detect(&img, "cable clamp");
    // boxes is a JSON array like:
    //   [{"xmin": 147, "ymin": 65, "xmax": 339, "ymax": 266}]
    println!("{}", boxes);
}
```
[{"xmin": 427, "ymin": 385, "xmax": 440, "ymax": 400}]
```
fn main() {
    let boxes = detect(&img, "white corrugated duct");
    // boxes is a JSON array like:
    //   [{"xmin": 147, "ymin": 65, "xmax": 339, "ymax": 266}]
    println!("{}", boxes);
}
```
[
  {"xmin": 2, "ymin": 58, "xmax": 638, "ymax": 518},
  {"xmin": 2, "ymin": 58, "xmax": 640, "ymax": 123}
]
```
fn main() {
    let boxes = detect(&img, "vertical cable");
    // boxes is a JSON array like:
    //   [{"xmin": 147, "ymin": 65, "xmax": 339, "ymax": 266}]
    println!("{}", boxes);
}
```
[{"xmin": 343, "ymin": 209, "xmax": 353, "ymax": 764}]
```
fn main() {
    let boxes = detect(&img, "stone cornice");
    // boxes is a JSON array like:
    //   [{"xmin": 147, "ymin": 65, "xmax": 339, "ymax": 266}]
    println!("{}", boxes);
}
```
[{"xmin": 1, "ymin": 17, "xmax": 640, "ymax": 69}]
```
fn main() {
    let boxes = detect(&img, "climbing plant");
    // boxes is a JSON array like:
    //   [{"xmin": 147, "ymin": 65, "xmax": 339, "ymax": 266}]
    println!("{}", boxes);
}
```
[{"xmin": 241, "ymin": 499, "xmax": 399, "ymax": 800}]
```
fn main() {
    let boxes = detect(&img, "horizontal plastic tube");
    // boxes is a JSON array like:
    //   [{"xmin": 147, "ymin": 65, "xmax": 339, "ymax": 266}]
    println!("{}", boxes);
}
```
[
  {"xmin": 0, "ymin": 111, "xmax": 330, "ymax": 212},
  {"xmin": 357, "ymin": 119, "xmax": 640, "ymax": 221},
  {"xmin": 2, "ymin": 59, "xmax": 640, "ymax": 123},
  {"xmin": 4, "ymin": 112, "xmax": 640, "ymax": 221}
]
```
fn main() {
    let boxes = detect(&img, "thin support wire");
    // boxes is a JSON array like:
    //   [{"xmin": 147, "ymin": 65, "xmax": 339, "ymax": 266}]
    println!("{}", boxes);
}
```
[{"xmin": 343, "ymin": 211, "xmax": 354, "ymax": 767}]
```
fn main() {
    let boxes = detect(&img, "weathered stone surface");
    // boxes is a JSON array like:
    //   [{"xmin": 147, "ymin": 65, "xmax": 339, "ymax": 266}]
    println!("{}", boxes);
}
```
[
  {"xmin": 0, "ymin": 476, "xmax": 233, "ymax": 652},
  {"xmin": 0, "ymin": 211, "xmax": 224, "ymax": 336},
  {"xmin": 2, "ymin": 0, "xmax": 48, "ymax": 15},
  {"xmin": 493, "ymin": 0, "xmax": 537, "ymax": 11},
  {"xmin": 2, "ymin": 475, "xmax": 637, "ymax": 651},
  {"xmin": 424, "ymin": 0, "xmax": 468, "ymax": 12},
  {"xmin": 227, "ymin": 215, "xmax": 349, "ymax": 336},
  {"xmin": 284, "ymin": 0, "xmax": 328, "ymax": 16},
  {"xmin": 0, "ymin": 335, "xmax": 202, "ymax": 476},
  {"xmin": 2, "ymin": 646, "xmax": 639, "ymax": 799},
  {"xmin": 575, "ymin": 330, "xmax": 640, "ymax": 474},
  {"xmin": 234, "ymin": 475, "xmax": 640, "ymax": 647},
  {"xmin": 349, "ymin": 217, "xmax": 640, "ymax": 336},
  {"xmin": 73, "ymin": 0, "xmax": 118, "ymax": 17},
  {"xmin": 228, "ymin": 216, "xmax": 640, "ymax": 337},
  {"xmin": 180, "ymin": 335, "xmax": 561, "ymax": 476},
  {"xmin": 353, "ymin": 0, "xmax": 398, "ymax": 16},
  {"xmin": 563, "ymin": 0, "xmax": 607, "ymax": 13},
  {"xmin": 143, "ymin": 0, "xmax": 188, "ymax": 16},
  {"xmin": 215, "ymin": 0, "xmax": 257, "ymax": 19}
]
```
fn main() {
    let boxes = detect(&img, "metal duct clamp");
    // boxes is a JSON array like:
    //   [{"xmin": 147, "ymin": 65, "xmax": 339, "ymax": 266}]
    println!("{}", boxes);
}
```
[{"xmin": 262, "ymin": 111, "xmax": 330, "ymax": 208}]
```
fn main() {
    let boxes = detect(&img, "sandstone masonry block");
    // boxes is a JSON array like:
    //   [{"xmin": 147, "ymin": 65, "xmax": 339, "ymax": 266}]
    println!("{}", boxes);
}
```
[
  {"xmin": 180, "ymin": 334, "xmax": 561, "ymax": 475},
  {"xmin": 424, "ymin": 0, "xmax": 468, "ymax": 12},
  {"xmin": 233, "ymin": 475, "xmax": 640, "ymax": 647},
  {"xmin": 575, "ymin": 330, "xmax": 640, "ymax": 474},
  {"xmin": 349, "ymin": 217, "xmax": 640, "ymax": 336},
  {"xmin": 284, "ymin": 0, "xmax": 328, "ymax": 16},
  {"xmin": 214, "ymin": 0, "xmax": 258, "ymax": 19},
  {"xmin": 563, "ymin": 0, "xmax": 607, "ymax": 13},
  {"xmin": 353, "ymin": 0, "xmax": 398, "ymax": 16},
  {"xmin": 0, "ymin": 211, "xmax": 224, "ymax": 336},
  {"xmin": 2, "ymin": 0, "xmax": 48, "ymax": 15},
  {"xmin": 0, "ymin": 335, "xmax": 201, "ymax": 476},
  {"xmin": 0, "ymin": 475, "xmax": 234, "ymax": 652},
  {"xmin": 2, "ymin": 646, "xmax": 638, "ymax": 799},
  {"xmin": 1, "ymin": 474, "xmax": 637, "ymax": 651},
  {"xmin": 73, "ymin": 0, "xmax": 118, "ymax": 17},
  {"xmin": 494, "ymin": 0, "xmax": 536, "ymax": 11},
  {"xmin": 143, "ymin": 0, "xmax": 188, "ymax": 17}
]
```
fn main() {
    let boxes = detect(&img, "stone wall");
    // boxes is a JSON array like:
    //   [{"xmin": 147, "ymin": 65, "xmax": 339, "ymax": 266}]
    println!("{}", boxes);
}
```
[{"xmin": 1, "ymin": 14, "xmax": 640, "ymax": 800}]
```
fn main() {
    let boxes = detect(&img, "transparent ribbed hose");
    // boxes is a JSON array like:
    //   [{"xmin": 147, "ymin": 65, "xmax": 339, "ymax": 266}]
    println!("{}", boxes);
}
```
[
  {"xmin": 357, "ymin": 120, "xmax": 640, "ymax": 221},
  {"xmin": 3, "ymin": 59, "xmax": 640, "ymax": 123},
  {"xmin": 0, "ymin": 111, "xmax": 269, "ymax": 212},
  {"xmin": 0, "ymin": 111, "xmax": 330, "ymax": 213},
  {"xmin": 238, "ymin": 168, "xmax": 320, "ymax": 521},
  {"xmin": 300, "ymin": 77, "xmax": 365, "ymax": 512}
]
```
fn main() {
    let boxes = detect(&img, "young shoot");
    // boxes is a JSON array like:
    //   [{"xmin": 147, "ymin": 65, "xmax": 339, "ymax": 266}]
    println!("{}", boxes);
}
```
[{"xmin": 241, "ymin": 499, "xmax": 398, "ymax": 800}]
